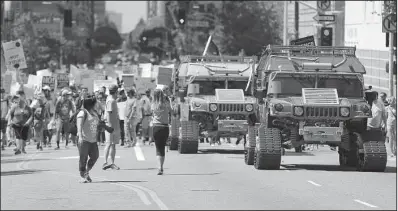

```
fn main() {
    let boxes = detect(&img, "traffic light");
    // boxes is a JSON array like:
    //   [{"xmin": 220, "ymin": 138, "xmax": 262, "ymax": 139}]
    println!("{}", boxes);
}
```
[
  {"xmin": 177, "ymin": 9, "xmax": 186, "ymax": 25},
  {"xmin": 320, "ymin": 27, "xmax": 333, "ymax": 46},
  {"xmin": 64, "ymin": 9, "xmax": 72, "ymax": 28}
]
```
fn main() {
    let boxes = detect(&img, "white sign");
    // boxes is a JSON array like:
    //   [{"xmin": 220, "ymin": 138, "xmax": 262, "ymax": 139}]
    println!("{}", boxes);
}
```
[
  {"xmin": 122, "ymin": 74, "xmax": 134, "ymax": 90},
  {"xmin": 134, "ymin": 77, "xmax": 156, "ymax": 94},
  {"xmin": 93, "ymin": 80, "xmax": 117, "ymax": 93},
  {"xmin": 2, "ymin": 39, "xmax": 27, "ymax": 70}
]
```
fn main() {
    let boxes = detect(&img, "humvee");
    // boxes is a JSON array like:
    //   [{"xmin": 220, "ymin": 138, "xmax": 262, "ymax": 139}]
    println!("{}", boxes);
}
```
[
  {"xmin": 169, "ymin": 55, "xmax": 258, "ymax": 154},
  {"xmin": 246, "ymin": 45, "xmax": 387, "ymax": 172}
]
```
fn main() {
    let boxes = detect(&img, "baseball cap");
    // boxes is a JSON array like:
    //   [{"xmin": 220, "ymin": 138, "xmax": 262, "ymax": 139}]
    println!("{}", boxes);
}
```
[
  {"xmin": 42, "ymin": 85, "xmax": 51, "ymax": 91},
  {"xmin": 62, "ymin": 90, "xmax": 72, "ymax": 96},
  {"xmin": 109, "ymin": 84, "xmax": 119, "ymax": 93}
]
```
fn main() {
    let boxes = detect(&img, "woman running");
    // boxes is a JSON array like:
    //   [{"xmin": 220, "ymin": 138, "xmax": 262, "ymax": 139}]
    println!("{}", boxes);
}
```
[
  {"xmin": 77, "ymin": 96, "xmax": 101, "ymax": 183},
  {"xmin": 151, "ymin": 88, "xmax": 173, "ymax": 175}
]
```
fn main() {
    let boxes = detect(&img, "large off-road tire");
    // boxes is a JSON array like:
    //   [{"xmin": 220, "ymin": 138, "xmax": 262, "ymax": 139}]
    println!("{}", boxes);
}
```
[
  {"xmin": 254, "ymin": 127, "xmax": 282, "ymax": 170},
  {"xmin": 353, "ymin": 132, "xmax": 387, "ymax": 172},
  {"xmin": 338, "ymin": 133, "xmax": 357, "ymax": 167},
  {"xmin": 178, "ymin": 120, "xmax": 199, "ymax": 154},
  {"xmin": 169, "ymin": 116, "xmax": 180, "ymax": 150},
  {"xmin": 244, "ymin": 125, "xmax": 257, "ymax": 165}
]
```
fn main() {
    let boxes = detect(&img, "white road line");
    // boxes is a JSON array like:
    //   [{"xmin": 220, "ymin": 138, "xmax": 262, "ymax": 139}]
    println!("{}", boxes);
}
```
[
  {"xmin": 58, "ymin": 156, "xmax": 121, "ymax": 160},
  {"xmin": 354, "ymin": 199, "xmax": 378, "ymax": 208},
  {"xmin": 134, "ymin": 142, "xmax": 145, "ymax": 161},
  {"xmin": 307, "ymin": 180, "xmax": 322, "ymax": 187}
]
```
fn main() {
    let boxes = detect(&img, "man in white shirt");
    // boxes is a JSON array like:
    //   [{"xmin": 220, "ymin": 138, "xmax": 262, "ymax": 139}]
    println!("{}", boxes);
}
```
[{"xmin": 368, "ymin": 91, "xmax": 387, "ymax": 130}]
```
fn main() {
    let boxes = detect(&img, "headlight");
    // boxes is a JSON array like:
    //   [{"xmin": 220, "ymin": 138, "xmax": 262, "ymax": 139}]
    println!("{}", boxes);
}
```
[
  {"xmin": 194, "ymin": 102, "xmax": 201, "ymax": 107},
  {"xmin": 245, "ymin": 104, "xmax": 253, "ymax": 112},
  {"xmin": 294, "ymin": 106, "xmax": 304, "ymax": 116},
  {"xmin": 274, "ymin": 103, "xmax": 284, "ymax": 112},
  {"xmin": 209, "ymin": 104, "xmax": 217, "ymax": 112},
  {"xmin": 340, "ymin": 107, "xmax": 350, "ymax": 117}
]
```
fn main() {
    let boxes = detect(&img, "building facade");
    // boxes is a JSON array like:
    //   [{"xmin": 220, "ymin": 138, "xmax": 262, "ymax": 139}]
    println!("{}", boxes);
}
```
[
  {"xmin": 344, "ymin": 1, "xmax": 395, "ymax": 96},
  {"xmin": 106, "ymin": 11, "xmax": 122, "ymax": 32}
]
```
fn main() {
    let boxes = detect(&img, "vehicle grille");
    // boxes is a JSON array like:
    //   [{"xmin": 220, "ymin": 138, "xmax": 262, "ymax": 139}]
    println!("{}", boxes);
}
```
[
  {"xmin": 305, "ymin": 107, "xmax": 339, "ymax": 118},
  {"xmin": 303, "ymin": 88, "xmax": 339, "ymax": 105},
  {"xmin": 218, "ymin": 104, "xmax": 245, "ymax": 112}
]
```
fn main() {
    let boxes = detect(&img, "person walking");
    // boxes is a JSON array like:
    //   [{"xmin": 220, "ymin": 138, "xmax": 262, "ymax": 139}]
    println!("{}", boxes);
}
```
[
  {"xmin": 124, "ymin": 89, "xmax": 140, "ymax": 148},
  {"xmin": 386, "ymin": 96, "xmax": 397, "ymax": 157},
  {"xmin": 1, "ymin": 89, "xmax": 9, "ymax": 150},
  {"xmin": 7, "ymin": 91, "xmax": 33, "ymax": 155},
  {"xmin": 103, "ymin": 85, "xmax": 121, "ymax": 170},
  {"xmin": 30, "ymin": 93, "xmax": 50, "ymax": 151},
  {"xmin": 117, "ymin": 89, "xmax": 127, "ymax": 146},
  {"xmin": 52, "ymin": 90, "xmax": 75, "ymax": 150},
  {"xmin": 151, "ymin": 88, "xmax": 174, "ymax": 175},
  {"xmin": 141, "ymin": 90, "xmax": 152, "ymax": 144},
  {"xmin": 42, "ymin": 86, "xmax": 55, "ymax": 148},
  {"xmin": 76, "ymin": 97, "xmax": 101, "ymax": 183}
]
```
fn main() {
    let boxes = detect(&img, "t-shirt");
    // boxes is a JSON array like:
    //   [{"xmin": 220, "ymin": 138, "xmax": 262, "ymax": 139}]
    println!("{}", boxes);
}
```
[
  {"xmin": 104, "ymin": 95, "xmax": 120, "ymax": 131},
  {"xmin": 55, "ymin": 99, "xmax": 74, "ymax": 120},
  {"xmin": 77, "ymin": 109, "xmax": 99, "ymax": 143},
  {"xmin": 10, "ymin": 104, "xmax": 32, "ymax": 126},
  {"xmin": 124, "ymin": 98, "xmax": 137, "ymax": 120},
  {"xmin": 141, "ymin": 95, "xmax": 152, "ymax": 116},
  {"xmin": 151, "ymin": 103, "xmax": 171, "ymax": 125},
  {"xmin": 368, "ymin": 100, "xmax": 386, "ymax": 128}
]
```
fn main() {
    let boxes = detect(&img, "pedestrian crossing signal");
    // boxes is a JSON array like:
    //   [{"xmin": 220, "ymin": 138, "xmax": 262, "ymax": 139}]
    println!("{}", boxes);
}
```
[
  {"xmin": 320, "ymin": 27, "xmax": 333, "ymax": 46},
  {"xmin": 177, "ymin": 9, "xmax": 186, "ymax": 26}
]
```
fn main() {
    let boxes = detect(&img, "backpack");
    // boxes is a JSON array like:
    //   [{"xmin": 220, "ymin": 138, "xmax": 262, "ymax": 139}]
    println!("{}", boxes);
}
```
[{"xmin": 68, "ymin": 109, "xmax": 88, "ymax": 136}]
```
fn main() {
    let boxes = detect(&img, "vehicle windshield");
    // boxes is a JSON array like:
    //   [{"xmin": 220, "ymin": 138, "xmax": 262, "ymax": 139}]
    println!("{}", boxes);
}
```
[
  {"xmin": 195, "ymin": 80, "xmax": 226, "ymax": 95},
  {"xmin": 269, "ymin": 74, "xmax": 363, "ymax": 98},
  {"xmin": 228, "ymin": 80, "xmax": 252, "ymax": 96}
]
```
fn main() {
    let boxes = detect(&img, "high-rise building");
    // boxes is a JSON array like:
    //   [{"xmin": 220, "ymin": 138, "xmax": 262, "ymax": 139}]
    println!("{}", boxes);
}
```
[{"xmin": 106, "ymin": 11, "xmax": 122, "ymax": 32}]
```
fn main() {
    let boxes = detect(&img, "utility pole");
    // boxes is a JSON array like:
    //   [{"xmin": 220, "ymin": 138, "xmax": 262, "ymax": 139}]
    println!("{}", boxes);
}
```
[
  {"xmin": 294, "ymin": 1, "xmax": 299, "ymax": 39},
  {"xmin": 89, "ymin": 0, "xmax": 95, "ymax": 67},
  {"xmin": 389, "ymin": 32, "xmax": 395, "ymax": 97},
  {"xmin": 283, "ymin": 1, "xmax": 288, "ymax": 45}
]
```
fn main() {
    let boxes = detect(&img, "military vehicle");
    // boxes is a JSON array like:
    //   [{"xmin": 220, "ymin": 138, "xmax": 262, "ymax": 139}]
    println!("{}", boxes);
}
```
[
  {"xmin": 245, "ymin": 45, "xmax": 387, "ymax": 172},
  {"xmin": 169, "ymin": 55, "xmax": 258, "ymax": 154}
]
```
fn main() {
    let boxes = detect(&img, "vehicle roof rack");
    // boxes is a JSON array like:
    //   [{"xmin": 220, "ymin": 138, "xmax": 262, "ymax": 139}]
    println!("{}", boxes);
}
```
[
  {"xmin": 264, "ymin": 45, "xmax": 356, "ymax": 57},
  {"xmin": 179, "ymin": 55, "xmax": 257, "ymax": 63}
]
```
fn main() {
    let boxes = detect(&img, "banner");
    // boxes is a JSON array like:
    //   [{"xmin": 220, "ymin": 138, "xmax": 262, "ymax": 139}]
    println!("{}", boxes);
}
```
[
  {"xmin": 122, "ymin": 74, "xmax": 134, "ymax": 90},
  {"xmin": 57, "ymin": 73, "xmax": 69, "ymax": 89},
  {"xmin": 42, "ymin": 76, "xmax": 56, "ymax": 91},
  {"xmin": 157, "ymin": 67, "xmax": 173, "ymax": 86},
  {"xmin": 1, "ymin": 73, "xmax": 12, "ymax": 93}
]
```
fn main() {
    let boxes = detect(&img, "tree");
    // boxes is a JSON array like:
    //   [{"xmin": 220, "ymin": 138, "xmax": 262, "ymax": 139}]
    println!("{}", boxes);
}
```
[{"xmin": 217, "ymin": 1, "xmax": 282, "ymax": 56}]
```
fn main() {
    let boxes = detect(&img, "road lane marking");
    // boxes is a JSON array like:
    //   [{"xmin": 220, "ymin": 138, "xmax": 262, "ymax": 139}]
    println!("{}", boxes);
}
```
[
  {"xmin": 354, "ymin": 199, "xmax": 378, "ymax": 208},
  {"xmin": 58, "ymin": 156, "xmax": 121, "ymax": 160},
  {"xmin": 18, "ymin": 152, "xmax": 169, "ymax": 210},
  {"xmin": 134, "ymin": 142, "xmax": 145, "ymax": 161},
  {"xmin": 307, "ymin": 180, "xmax": 321, "ymax": 187}
]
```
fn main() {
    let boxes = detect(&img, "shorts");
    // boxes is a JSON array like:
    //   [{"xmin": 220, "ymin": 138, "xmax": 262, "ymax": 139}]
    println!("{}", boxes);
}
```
[
  {"xmin": 0, "ymin": 118, "xmax": 7, "ymax": 134},
  {"xmin": 56, "ymin": 119, "xmax": 70, "ymax": 135},
  {"xmin": 12, "ymin": 124, "xmax": 30, "ymax": 141},
  {"xmin": 105, "ymin": 129, "xmax": 120, "ymax": 145}
]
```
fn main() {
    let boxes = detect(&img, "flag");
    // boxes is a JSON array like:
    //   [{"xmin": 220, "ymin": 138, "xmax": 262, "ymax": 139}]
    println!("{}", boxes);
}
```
[{"xmin": 207, "ymin": 40, "xmax": 220, "ymax": 56}]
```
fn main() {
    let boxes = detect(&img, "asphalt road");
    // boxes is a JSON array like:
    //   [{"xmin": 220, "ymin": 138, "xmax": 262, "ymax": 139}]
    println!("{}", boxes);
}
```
[{"xmin": 1, "ymin": 141, "xmax": 397, "ymax": 210}]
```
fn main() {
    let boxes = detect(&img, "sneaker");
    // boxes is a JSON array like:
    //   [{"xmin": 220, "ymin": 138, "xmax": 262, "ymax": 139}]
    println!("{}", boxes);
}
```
[
  {"xmin": 84, "ymin": 172, "xmax": 92, "ymax": 183},
  {"xmin": 110, "ymin": 164, "xmax": 120, "ymax": 170},
  {"xmin": 39, "ymin": 146, "xmax": 43, "ymax": 151},
  {"xmin": 54, "ymin": 147, "xmax": 60, "ymax": 150},
  {"xmin": 79, "ymin": 177, "xmax": 89, "ymax": 183},
  {"xmin": 102, "ymin": 163, "xmax": 111, "ymax": 170},
  {"xmin": 157, "ymin": 169, "xmax": 163, "ymax": 175},
  {"xmin": 131, "ymin": 142, "xmax": 136, "ymax": 147},
  {"xmin": 124, "ymin": 144, "xmax": 130, "ymax": 148},
  {"xmin": 22, "ymin": 149, "xmax": 27, "ymax": 154},
  {"xmin": 14, "ymin": 150, "xmax": 21, "ymax": 155}
]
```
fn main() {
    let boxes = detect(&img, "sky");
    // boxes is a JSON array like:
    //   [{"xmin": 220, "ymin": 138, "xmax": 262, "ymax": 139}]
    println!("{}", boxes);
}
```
[{"xmin": 106, "ymin": 1, "xmax": 147, "ymax": 34}]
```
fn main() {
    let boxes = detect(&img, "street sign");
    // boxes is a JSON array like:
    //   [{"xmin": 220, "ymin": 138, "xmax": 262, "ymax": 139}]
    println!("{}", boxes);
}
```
[
  {"xmin": 187, "ymin": 20, "xmax": 210, "ymax": 28},
  {"xmin": 290, "ymin": 36, "xmax": 316, "ymax": 46},
  {"xmin": 383, "ymin": 13, "xmax": 397, "ymax": 33},
  {"xmin": 313, "ymin": 14, "xmax": 335, "ymax": 22},
  {"xmin": 317, "ymin": 1, "xmax": 331, "ymax": 11},
  {"xmin": 1, "ymin": 39, "xmax": 27, "ymax": 70}
]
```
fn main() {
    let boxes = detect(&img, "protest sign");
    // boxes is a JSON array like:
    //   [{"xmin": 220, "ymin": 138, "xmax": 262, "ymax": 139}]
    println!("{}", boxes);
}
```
[
  {"xmin": 135, "ymin": 77, "xmax": 156, "ymax": 94},
  {"xmin": 2, "ymin": 39, "xmax": 27, "ymax": 70},
  {"xmin": 122, "ymin": 74, "xmax": 134, "ymax": 90},
  {"xmin": 157, "ymin": 67, "xmax": 173, "ymax": 86},
  {"xmin": 82, "ymin": 78, "xmax": 94, "ymax": 93},
  {"xmin": 93, "ymin": 80, "xmax": 116, "ymax": 93},
  {"xmin": 42, "ymin": 76, "xmax": 56, "ymax": 91},
  {"xmin": 139, "ymin": 63, "xmax": 152, "ymax": 78},
  {"xmin": 1, "ymin": 73, "xmax": 12, "ymax": 93},
  {"xmin": 117, "ymin": 102, "xmax": 126, "ymax": 120},
  {"xmin": 27, "ymin": 74, "xmax": 39, "ymax": 85},
  {"xmin": 57, "ymin": 73, "xmax": 69, "ymax": 89}
]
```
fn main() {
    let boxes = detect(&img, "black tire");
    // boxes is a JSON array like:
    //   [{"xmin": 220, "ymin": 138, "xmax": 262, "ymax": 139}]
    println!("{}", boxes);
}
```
[
  {"xmin": 178, "ymin": 121, "xmax": 199, "ymax": 154},
  {"xmin": 254, "ymin": 127, "xmax": 282, "ymax": 170},
  {"xmin": 244, "ymin": 147, "xmax": 255, "ymax": 165},
  {"xmin": 353, "ymin": 132, "xmax": 387, "ymax": 172},
  {"xmin": 244, "ymin": 125, "xmax": 256, "ymax": 165},
  {"xmin": 338, "ymin": 134, "xmax": 357, "ymax": 167},
  {"xmin": 169, "ymin": 137, "xmax": 178, "ymax": 150}
]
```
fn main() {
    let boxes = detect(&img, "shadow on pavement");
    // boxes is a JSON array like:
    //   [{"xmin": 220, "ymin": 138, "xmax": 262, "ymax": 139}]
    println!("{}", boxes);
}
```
[
  {"xmin": 93, "ymin": 180, "xmax": 148, "ymax": 183},
  {"xmin": 1, "ymin": 169, "xmax": 48, "ymax": 176},
  {"xmin": 281, "ymin": 164, "xmax": 397, "ymax": 173},
  {"xmin": 198, "ymin": 149, "xmax": 244, "ymax": 155},
  {"xmin": 165, "ymin": 172, "xmax": 221, "ymax": 176},
  {"xmin": 283, "ymin": 151, "xmax": 315, "ymax": 156},
  {"xmin": 122, "ymin": 168, "xmax": 159, "ymax": 171},
  {"xmin": 1, "ymin": 158, "xmax": 53, "ymax": 164}
]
